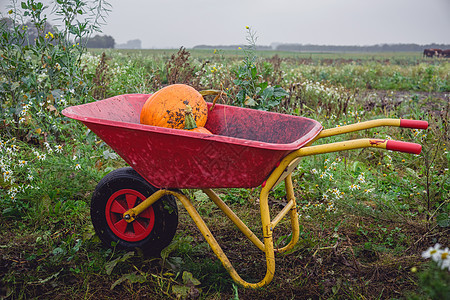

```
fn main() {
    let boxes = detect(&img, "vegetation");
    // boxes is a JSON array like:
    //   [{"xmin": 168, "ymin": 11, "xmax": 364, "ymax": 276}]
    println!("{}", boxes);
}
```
[
  {"xmin": 194, "ymin": 43, "xmax": 450, "ymax": 53},
  {"xmin": 81, "ymin": 34, "xmax": 115, "ymax": 49},
  {"xmin": 1, "ymin": 2, "xmax": 449, "ymax": 299}
]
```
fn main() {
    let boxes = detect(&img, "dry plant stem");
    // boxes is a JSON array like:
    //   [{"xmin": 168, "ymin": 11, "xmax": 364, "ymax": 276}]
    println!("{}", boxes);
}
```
[
  {"xmin": 199, "ymin": 89, "xmax": 227, "ymax": 111},
  {"xmin": 312, "ymin": 241, "xmax": 339, "ymax": 256},
  {"xmin": 345, "ymin": 234, "xmax": 363, "ymax": 285},
  {"xmin": 429, "ymin": 198, "xmax": 450, "ymax": 221},
  {"xmin": 405, "ymin": 224, "xmax": 439, "ymax": 252},
  {"xmin": 423, "ymin": 132, "xmax": 443, "ymax": 224},
  {"xmin": 210, "ymin": 93, "xmax": 222, "ymax": 111}
]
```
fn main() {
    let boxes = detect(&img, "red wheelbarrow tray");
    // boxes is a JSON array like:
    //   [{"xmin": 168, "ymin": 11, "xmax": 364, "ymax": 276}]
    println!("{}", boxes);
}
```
[{"xmin": 62, "ymin": 94, "xmax": 322, "ymax": 189}]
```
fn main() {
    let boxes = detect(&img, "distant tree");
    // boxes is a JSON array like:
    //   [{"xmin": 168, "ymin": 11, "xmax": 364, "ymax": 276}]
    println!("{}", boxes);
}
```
[
  {"xmin": 83, "ymin": 34, "xmax": 115, "ymax": 48},
  {"xmin": 273, "ymin": 43, "xmax": 450, "ymax": 53},
  {"xmin": 126, "ymin": 39, "xmax": 141, "ymax": 49},
  {"xmin": 116, "ymin": 39, "xmax": 142, "ymax": 49},
  {"xmin": 0, "ymin": 17, "xmax": 14, "ymax": 30}
]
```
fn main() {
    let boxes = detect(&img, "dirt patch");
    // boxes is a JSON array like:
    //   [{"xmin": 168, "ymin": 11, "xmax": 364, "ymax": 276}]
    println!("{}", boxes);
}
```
[{"xmin": 357, "ymin": 90, "xmax": 449, "ymax": 116}]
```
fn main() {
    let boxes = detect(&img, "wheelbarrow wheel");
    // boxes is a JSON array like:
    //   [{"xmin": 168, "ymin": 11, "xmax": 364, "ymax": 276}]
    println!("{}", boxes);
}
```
[{"xmin": 91, "ymin": 167, "xmax": 178, "ymax": 256}]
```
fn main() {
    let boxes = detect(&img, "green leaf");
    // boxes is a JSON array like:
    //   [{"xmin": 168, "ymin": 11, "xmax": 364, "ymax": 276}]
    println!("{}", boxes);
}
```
[
  {"xmin": 194, "ymin": 190, "xmax": 209, "ymax": 203},
  {"xmin": 37, "ymin": 268, "xmax": 63, "ymax": 284},
  {"xmin": 235, "ymin": 90, "xmax": 245, "ymax": 104},
  {"xmin": 52, "ymin": 247, "xmax": 65, "ymax": 256},
  {"xmin": 267, "ymin": 99, "xmax": 280, "ymax": 107},
  {"xmin": 436, "ymin": 213, "xmax": 450, "ymax": 228},
  {"xmin": 406, "ymin": 168, "xmax": 419, "ymax": 178},
  {"xmin": 172, "ymin": 285, "xmax": 191, "ymax": 297},
  {"xmin": 273, "ymin": 86, "xmax": 289, "ymax": 98},
  {"xmin": 111, "ymin": 272, "xmax": 146, "ymax": 290},
  {"xmin": 244, "ymin": 97, "xmax": 257, "ymax": 106},
  {"xmin": 251, "ymin": 66, "xmax": 257, "ymax": 79},
  {"xmin": 103, "ymin": 150, "xmax": 118, "ymax": 160},
  {"xmin": 2, "ymin": 207, "xmax": 21, "ymax": 217},
  {"xmin": 351, "ymin": 161, "xmax": 364, "ymax": 173},
  {"xmin": 51, "ymin": 89, "xmax": 64, "ymax": 101},
  {"xmin": 258, "ymin": 81, "xmax": 268, "ymax": 90},
  {"xmin": 233, "ymin": 79, "xmax": 242, "ymax": 85},
  {"xmin": 71, "ymin": 239, "xmax": 82, "ymax": 253},
  {"xmin": 161, "ymin": 236, "xmax": 193, "ymax": 262},
  {"xmin": 182, "ymin": 271, "xmax": 201, "ymax": 286},
  {"xmin": 105, "ymin": 251, "xmax": 134, "ymax": 275},
  {"xmin": 261, "ymin": 86, "xmax": 274, "ymax": 100}
]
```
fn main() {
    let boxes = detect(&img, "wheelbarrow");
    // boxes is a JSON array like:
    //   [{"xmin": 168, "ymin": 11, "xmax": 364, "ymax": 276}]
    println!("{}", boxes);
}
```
[{"xmin": 62, "ymin": 94, "xmax": 428, "ymax": 288}]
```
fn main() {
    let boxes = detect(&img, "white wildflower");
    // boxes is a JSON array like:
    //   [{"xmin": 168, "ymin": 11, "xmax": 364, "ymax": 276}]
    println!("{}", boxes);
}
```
[
  {"xmin": 358, "ymin": 173, "xmax": 366, "ymax": 183},
  {"xmin": 55, "ymin": 145, "xmax": 63, "ymax": 153},
  {"xmin": 422, "ymin": 243, "xmax": 442, "ymax": 261},
  {"xmin": 349, "ymin": 184, "xmax": 360, "ymax": 191}
]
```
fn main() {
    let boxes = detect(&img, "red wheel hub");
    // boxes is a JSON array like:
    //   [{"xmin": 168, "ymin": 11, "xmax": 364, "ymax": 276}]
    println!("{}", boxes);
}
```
[{"xmin": 105, "ymin": 189, "xmax": 155, "ymax": 242}]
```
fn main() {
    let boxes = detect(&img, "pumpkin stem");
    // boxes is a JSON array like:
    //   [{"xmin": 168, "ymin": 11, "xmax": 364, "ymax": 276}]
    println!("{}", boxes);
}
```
[{"xmin": 184, "ymin": 105, "xmax": 198, "ymax": 130}]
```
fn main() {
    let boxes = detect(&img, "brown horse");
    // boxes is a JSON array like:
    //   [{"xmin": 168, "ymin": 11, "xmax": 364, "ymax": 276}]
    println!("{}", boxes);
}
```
[{"xmin": 441, "ymin": 49, "xmax": 450, "ymax": 58}]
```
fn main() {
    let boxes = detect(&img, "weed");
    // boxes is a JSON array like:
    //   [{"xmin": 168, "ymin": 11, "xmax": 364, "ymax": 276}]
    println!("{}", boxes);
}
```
[
  {"xmin": 222, "ymin": 188, "xmax": 252, "ymax": 205},
  {"xmin": 0, "ymin": 0, "xmax": 111, "ymax": 139},
  {"xmin": 165, "ymin": 46, "xmax": 208, "ymax": 90},
  {"xmin": 91, "ymin": 51, "xmax": 110, "ymax": 100},
  {"xmin": 232, "ymin": 26, "xmax": 289, "ymax": 110}
]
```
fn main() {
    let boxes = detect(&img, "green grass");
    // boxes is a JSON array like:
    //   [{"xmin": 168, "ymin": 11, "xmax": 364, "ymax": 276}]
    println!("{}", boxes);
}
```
[
  {"xmin": 1, "ymin": 46, "xmax": 449, "ymax": 299},
  {"xmin": 89, "ymin": 48, "xmax": 450, "ymax": 94},
  {"xmin": 91, "ymin": 48, "xmax": 429, "ymax": 61}
]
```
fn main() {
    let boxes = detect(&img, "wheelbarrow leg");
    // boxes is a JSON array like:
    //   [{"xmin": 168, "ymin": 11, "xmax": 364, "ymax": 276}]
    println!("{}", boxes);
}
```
[
  {"xmin": 202, "ymin": 188, "xmax": 265, "ymax": 251},
  {"xmin": 273, "ymin": 173, "xmax": 300, "ymax": 254},
  {"xmin": 124, "ymin": 189, "xmax": 277, "ymax": 288},
  {"xmin": 176, "ymin": 191, "xmax": 277, "ymax": 288},
  {"xmin": 122, "ymin": 172, "xmax": 302, "ymax": 287}
]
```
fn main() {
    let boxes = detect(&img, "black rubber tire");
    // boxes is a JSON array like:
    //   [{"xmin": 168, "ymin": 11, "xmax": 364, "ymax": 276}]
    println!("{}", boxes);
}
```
[{"xmin": 91, "ymin": 167, "xmax": 178, "ymax": 256}]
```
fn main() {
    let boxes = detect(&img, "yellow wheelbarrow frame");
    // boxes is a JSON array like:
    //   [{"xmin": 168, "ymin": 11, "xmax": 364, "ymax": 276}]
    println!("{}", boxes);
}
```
[{"xmin": 122, "ymin": 118, "xmax": 427, "ymax": 288}]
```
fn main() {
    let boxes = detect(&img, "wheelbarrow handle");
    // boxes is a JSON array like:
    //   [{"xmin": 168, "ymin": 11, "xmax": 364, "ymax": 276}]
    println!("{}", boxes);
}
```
[
  {"xmin": 316, "ymin": 118, "xmax": 428, "ymax": 139},
  {"xmin": 292, "ymin": 138, "xmax": 422, "ymax": 160},
  {"xmin": 399, "ymin": 119, "xmax": 429, "ymax": 129},
  {"xmin": 386, "ymin": 140, "xmax": 422, "ymax": 154}
]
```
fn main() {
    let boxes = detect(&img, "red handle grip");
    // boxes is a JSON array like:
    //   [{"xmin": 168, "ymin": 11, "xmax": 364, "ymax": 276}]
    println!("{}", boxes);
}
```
[
  {"xmin": 400, "ymin": 119, "xmax": 428, "ymax": 129},
  {"xmin": 386, "ymin": 140, "xmax": 422, "ymax": 154}
]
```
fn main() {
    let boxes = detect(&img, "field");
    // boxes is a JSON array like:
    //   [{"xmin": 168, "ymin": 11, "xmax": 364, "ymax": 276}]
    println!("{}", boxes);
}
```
[{"xmin": 1, "ymin": 38, "xmax": 450, "ymax": 299}]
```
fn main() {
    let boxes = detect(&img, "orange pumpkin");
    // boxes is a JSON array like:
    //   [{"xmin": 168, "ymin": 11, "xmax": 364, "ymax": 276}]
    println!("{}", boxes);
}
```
[
  {"xmin": 189, "ymin": 127, "xmax": 213, "ymax": 134},
  {"xmin": 140, "ymin": 84, "xmax": 208, "ymax": 129}
]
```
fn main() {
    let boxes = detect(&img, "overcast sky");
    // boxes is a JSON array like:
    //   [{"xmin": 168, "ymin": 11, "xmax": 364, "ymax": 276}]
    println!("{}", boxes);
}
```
[{"xmin": 1, "ymin": 0, "xmax": 449, "ymax": 48}]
